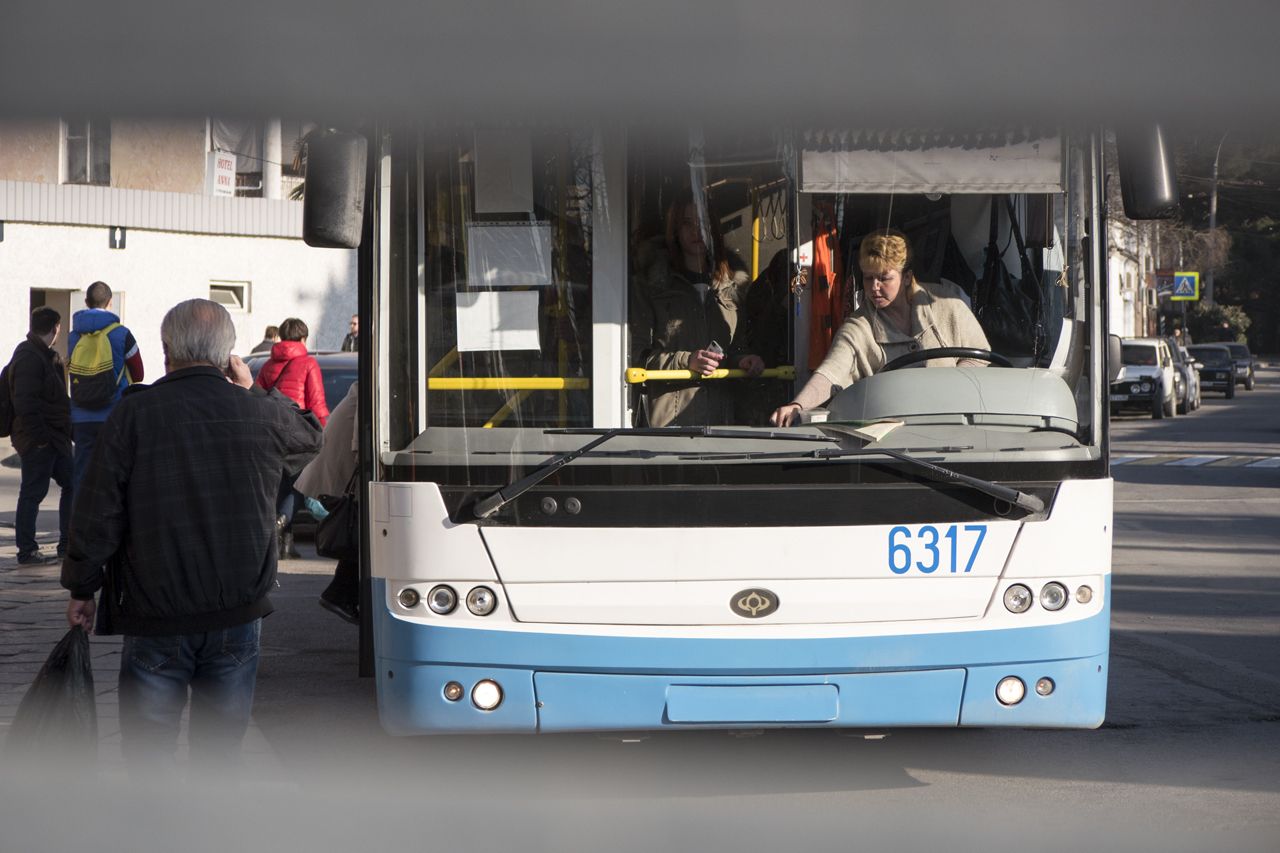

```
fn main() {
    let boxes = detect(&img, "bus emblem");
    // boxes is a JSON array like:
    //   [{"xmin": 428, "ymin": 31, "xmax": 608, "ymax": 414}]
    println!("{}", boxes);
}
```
[{"xmin": 731, "ymin": 589, "xmax": 779, "ymax": 618}]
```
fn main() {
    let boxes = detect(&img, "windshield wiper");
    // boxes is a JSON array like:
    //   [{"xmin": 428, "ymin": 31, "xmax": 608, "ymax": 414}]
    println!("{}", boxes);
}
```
[
  {"xmin": 472, "ymin": 427, "xmax": 837, "ymax": 518},
  {"xmin": 674, "ymin": 447, "xmax": 1045, "ymax": 514}
]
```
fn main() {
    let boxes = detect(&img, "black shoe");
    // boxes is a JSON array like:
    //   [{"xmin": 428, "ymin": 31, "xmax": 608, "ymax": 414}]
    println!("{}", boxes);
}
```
[
  {"xmin": 280, "ymin": 530, "xmax": 301, "ymax": 560},
  {"xmin": 17, "ymin": 552, "xmax": 57, "ymax": 565},
  {"xmin": 318, "ymin": 595, "xmax": 360, "ymax": 625}
]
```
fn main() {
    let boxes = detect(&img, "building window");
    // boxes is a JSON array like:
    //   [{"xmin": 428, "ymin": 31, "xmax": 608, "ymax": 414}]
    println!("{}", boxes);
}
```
[
  {"xmin": 64, "ymin": 119, "xmax": 111, "ymax": 185},
  {"xmin": 210, "ymin": 281, "xmax": 250, "ymax": 311}
]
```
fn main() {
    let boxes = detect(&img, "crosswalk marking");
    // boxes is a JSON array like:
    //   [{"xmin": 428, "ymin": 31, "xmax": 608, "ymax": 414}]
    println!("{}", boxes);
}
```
[
  {"xmin": 1110, "ymin": 455, "xmax": 1155, "ymax": 465},
  {"xmin": 1165, "ymin": 455, "xmax": 1228, "ymax": 466},
  {"xmin": 1246, "ymin": 457, "xmax": 1280, "ymax": 468}
]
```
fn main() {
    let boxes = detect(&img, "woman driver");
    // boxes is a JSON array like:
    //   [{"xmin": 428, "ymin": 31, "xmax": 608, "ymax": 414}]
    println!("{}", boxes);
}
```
[{"xmin": 770, "ymin": 228, "xmax": 990, "ymax": 427}]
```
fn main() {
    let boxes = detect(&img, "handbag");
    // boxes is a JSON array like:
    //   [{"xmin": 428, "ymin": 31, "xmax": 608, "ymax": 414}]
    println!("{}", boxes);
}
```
[
  {"xmin": 315, "ymin": 469, "xmax": 360, "ymax": 562},
  {"xmin": 973, "ymin": 195, "xmax": 1046, "ymax": 360}
]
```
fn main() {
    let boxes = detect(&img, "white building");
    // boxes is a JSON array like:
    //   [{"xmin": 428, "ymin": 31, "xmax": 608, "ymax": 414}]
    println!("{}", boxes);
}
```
[{"xmin": 0, "ymin": 117, "xmax": 357, "ymax": 375}]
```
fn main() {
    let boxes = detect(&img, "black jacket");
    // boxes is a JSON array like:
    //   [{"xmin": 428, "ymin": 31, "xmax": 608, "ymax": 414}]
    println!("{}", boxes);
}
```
[
  {"xmin": 61, "ymin": 366, "xmax": 325, "ymax": 636},
  {"xmin": 8, "ymin": 334, "xmax": 73, "ymax": 458}
]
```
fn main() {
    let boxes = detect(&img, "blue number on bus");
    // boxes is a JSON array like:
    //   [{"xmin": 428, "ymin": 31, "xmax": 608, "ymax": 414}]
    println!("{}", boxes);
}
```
[
  {"xmin": 888, "ymin": 524, "xmax": 987, "ymax": 574},
  {"xmin": 889, "ymin": 526, "xmax": 912, "ymax": 574},
  {"xmin": 916, "ymin": 526, "xmax": 940, "ymax": 573}
]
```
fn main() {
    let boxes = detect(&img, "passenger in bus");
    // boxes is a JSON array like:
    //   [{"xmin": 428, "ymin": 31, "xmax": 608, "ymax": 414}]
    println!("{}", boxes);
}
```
[
  {"xmin": 770, "ymin": 228, "xmax": 990, "ymax": 426},
  {"xmin": 630, "ymin": 192, "xmax": 765, "ymax": 427}
]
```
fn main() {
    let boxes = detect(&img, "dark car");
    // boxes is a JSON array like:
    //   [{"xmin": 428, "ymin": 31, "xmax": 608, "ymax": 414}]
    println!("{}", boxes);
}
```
[
  {"xmin": 1223, "ymin": 342, "xmax": 1256, "ymax": 390},
  {"xmin": 243, "ymin": 351, "xmax": 358, "ymax": 411},
  {"xmin": 1185, "ymin": 345, "xmax": 1236, "ymax": 399}
]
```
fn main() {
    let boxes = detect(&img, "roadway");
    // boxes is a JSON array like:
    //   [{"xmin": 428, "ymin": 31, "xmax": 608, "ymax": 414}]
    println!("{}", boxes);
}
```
[{"xmin": 1, "ymin": 366, "xmax": 1277, "ymax": 852}]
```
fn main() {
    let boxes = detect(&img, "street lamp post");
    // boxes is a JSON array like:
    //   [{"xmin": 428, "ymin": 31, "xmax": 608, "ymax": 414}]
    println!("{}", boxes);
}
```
[{"xmin": 1205, "ymin": 131, "xmax": 1228, "ymax": 307}]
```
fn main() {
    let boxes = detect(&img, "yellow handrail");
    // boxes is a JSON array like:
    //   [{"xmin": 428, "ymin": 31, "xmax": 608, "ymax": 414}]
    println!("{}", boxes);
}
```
[
  {"xmin": 428, "ymin": 377, "xmax": 590, "ymax": 390},
  {"xmin": 626, "ymin": 366, "xmax": 796, "ymax": 384},
  {"xmin": 428, "ymin": 347, "xmax": 460, "ymax": 378},
  {"xmin": 483, "ymin": 388, "xmax": 534, "ymax": 428}
]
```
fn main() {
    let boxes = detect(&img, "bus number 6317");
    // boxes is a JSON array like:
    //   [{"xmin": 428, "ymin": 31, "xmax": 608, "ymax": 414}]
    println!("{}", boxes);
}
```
[{"xmin": 889, "ymin": 525, "xmax": 988, "ymax": 574}]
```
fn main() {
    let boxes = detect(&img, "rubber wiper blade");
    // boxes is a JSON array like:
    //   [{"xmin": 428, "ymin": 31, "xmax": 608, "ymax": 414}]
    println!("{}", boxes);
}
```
[
  {"xmin": 472, "ymin": 427, "xmax": 837, "ymax": 518},
  {"xmin": 677, "ymin": 447, "xmax": 1045, "ymax": 514}
]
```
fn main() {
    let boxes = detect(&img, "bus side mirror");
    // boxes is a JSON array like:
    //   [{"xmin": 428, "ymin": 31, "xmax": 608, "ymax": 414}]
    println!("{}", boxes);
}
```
[
  {"xmin": 1108, "ymin": 334, "xmax": 1123, "ymax": 382},
  {"xmin": 302, "ymin": 131, "xmax": 368, "ymax": 249},
  {"xmin": 1116, "ymin": 124, "xmax": 1179, "ymax": 220}
]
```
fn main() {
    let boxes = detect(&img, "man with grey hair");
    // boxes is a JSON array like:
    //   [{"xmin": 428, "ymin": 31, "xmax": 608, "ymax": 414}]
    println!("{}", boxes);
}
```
[{"xmin": 61, "ymin": 298, "xmax": 324, "ymax": 774}]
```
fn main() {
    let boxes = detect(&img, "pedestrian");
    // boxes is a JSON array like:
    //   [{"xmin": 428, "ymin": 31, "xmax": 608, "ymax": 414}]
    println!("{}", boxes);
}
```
[
  {"xmin": 61, "ymin": 298, "xmax": 323, "ymax": 775},
  {"xmin": 296, "ymin": 381, "xmax": 360, "ymax": 623},
  {"xmin": 341, "ymin": 314, "xmax": 358, "ymax": 352},
  {"xmin": 67, "ymin": 281, "xmax": 145, "ymax": 493},
  {"xmin": 7, "ymin": 306, "xmax": 74, "ymax": 565},
  {"xmin": 255, "ymin": 317, "xmax": 328, "ymax": 558},
  {"xmin": 250, "ymin": 325, "xmax": 280, "ymax": 354}
]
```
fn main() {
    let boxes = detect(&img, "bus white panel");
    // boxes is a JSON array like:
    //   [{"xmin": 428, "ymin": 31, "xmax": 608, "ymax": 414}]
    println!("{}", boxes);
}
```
[
  {"xmin": 503, "ymin": 578, "xmax": 996, "ymax": 625},
  {"xmin": 1001, "ymin": 479, "xmax": 1113, "ymax": 579},
  {"xmin": 481, "ymin": 522, "xmax": 1020, "ymax": 583},
  {"xmin": 368, "ymin": 482, "xmax": 498, "ymax": 581}
]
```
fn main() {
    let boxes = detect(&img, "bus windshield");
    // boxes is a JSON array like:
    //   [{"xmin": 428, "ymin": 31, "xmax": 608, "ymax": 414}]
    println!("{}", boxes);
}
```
[{"xmin": 376, "ymin": 126, "xmax": 1103, "ymax": 484}]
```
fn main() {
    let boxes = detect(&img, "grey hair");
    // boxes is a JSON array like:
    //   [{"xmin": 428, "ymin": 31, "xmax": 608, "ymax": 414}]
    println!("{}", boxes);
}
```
[{"xmin": 161, "ymin": 299, "xmax": 237, "ymax": 368}]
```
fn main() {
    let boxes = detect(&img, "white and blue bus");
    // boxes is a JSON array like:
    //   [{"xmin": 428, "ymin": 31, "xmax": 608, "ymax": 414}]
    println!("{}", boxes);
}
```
[{"xmin": 304, "ymin": 124, "xmax": 1176, "ymax": 734}]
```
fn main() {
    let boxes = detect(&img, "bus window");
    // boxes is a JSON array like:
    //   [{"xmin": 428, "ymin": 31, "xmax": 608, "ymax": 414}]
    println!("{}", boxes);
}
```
[{"xmin": 627, "ymin": 130, "xmax": 795, "ymax": 427}]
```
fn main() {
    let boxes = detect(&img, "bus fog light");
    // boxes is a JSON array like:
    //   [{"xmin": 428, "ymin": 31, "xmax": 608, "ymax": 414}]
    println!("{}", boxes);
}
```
[
  {"xmin": 1075, "ymin": 585, "xmax": 1094, "ymax": 604},
  {"xmin": 996, "ymin": 676, "xmax": 1026, "ymax": 706},
  {"xmin": 467, "ymin": 586, "xmax": 497, "ymax": 616},
  {"xmin": 472, "ymin": 679, "xmax": 503, "ymax": 710},
  {"xmin": 1003, "ymin": 584, "xmax": 1033, "ymax": 613},
  {"xmin": 443, "ymin": 681, "xmax": 464, "ymax": 701},
  {"xmin": 1035, "ymin": 677, "xmax": 1055, "ymax": 696},
  {"xmin": 428, "ymin": 585, "xmax": 458, "ymax": 614},
  {"xmin": 398, "ymin": 588, "xmax": 420, "ymax": 608},
  {"xmin": 1040, "ymin": 582, "xmax": 1068, "ymax": 611}
]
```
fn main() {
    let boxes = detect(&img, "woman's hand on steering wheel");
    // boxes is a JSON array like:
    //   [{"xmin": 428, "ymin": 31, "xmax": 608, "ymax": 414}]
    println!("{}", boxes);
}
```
[{"xmin": 770, "ymin": 403, "xmax": 802, "ymax": 427}]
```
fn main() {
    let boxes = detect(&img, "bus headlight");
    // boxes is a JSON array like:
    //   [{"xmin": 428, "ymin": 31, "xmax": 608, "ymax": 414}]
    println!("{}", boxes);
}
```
[
  {"xmin": 996, "ymin": 676, "xmax": 1026, "ymax": 705},
  {"xmin": 1075, "ymin": 585, "xmax": 1094, "ymax": 604},
  {"xmin": 467, "ymin": 586, "xmax": 497, "ymax": 616},
  {"xmin": 472, "ymin": 679, "xmax": 503, "ymax": 710},
  {"xmin": 398, "ymin": 588, "xmax": 420, "ymax": 608},
  {"xmin": 1035, "ymin": 677, "xmax": 1055, "ymax": 696},
  {"xmin": 1040, "ymin": 582, "xmax": 1068, "ymax": 611},
  {"xmin": 443, "ymin": 681, "xmax": 464, "ymax": 701},
  {"xmin": 428, "ymin": 585, "xmax": 458, "ymax": 614},
  {"xmin": 1003, "ymin": 584, "xmax": 1033, "ymax": 613}
]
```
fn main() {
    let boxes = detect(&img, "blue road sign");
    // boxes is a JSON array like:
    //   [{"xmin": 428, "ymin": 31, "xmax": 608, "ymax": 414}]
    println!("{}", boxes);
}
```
[{"xmin": 1172, "ymin": 271, "xmax": 1199, "ymax": 301}]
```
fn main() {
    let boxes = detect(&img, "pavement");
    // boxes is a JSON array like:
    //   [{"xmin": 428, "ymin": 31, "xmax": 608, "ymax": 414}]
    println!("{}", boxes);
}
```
[{"xmin": 1, "ymin": 370, "xmax": 1278, "ymax": 852}]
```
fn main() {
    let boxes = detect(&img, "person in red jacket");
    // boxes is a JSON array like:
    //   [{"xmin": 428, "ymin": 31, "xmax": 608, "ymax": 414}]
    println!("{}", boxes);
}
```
[
  {"xmin": 254, "ymin": 317, "xmax": 329, "ymax": 425},
  {"xmin": 255, "ymin": 317, "xmax": 329, "ymax": 558}
]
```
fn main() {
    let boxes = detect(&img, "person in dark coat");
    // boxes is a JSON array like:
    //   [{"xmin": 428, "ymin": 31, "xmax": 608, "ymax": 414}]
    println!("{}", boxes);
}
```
[
  {"xmin": 250, "ymin": 325, "xmax": 280, "ymax": 354},
  {"xmin": 62, "ymin": 298, "xmax": 324, "ymax": 774},
  {"xmin": 8, "ymin": 306, "xmax": 74, "ymax": 565}
]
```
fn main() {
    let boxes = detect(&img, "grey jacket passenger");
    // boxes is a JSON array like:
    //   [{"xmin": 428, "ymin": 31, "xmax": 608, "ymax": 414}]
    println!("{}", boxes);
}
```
[
  {"xmin": 296, "ymin": 380, "xmax": 358, "ymax": 501},
  {"xmin": 629, "ymin": 259, "xmax": 751, "ymax": 428}
]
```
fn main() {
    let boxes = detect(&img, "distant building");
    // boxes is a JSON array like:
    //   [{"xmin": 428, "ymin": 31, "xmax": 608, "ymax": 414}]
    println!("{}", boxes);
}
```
[{"xmin": 0, "ymin": 117, "xmax": 356, "ymax": 372}]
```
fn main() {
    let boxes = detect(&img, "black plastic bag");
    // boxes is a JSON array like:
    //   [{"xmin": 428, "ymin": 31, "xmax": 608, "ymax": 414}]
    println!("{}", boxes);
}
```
[
  {"xmin": 316, "ymin": 470, "xmax": 360, "ymax": 562},
  {"xmin": 973, "ymin": 195, "xmax": 1046, "ymax": 360},
  {"xmin": 3, "ymin": 625, "xmax": 98, "ymax": 760}
]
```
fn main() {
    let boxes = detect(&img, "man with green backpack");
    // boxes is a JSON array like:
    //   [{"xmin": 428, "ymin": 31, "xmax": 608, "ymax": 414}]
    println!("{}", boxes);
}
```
[{"xmin": 67, "ymin": 281, "xmax": 145, "ymax": 491}]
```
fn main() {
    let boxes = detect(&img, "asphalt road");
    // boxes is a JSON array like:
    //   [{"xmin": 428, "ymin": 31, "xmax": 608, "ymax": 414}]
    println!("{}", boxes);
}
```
[{"xmin": 2, "ymin": 366, "xmax": 1278, "ymax": 853}]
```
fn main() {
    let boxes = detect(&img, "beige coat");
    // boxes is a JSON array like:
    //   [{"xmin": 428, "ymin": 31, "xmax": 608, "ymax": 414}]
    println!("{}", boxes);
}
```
[
  {"xmin": 813, "ymin": 280, "xmax": 991, "ymax": 389},
  {"xmin": 629, "ymin": 261, "xmax": 751, "ymax": 427},
  {"xmin": 296, "ymin": 380, "xmax": 358, "ymax": 499}
]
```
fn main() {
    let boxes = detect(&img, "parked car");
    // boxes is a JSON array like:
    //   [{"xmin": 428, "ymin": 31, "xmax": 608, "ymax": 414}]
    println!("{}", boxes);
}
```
[
  {"xmin": 1175, "ymin": 345, "xmax": 1202, "ymax": 413},
  {"xmin": 1111, "ymin": 337, "xmax": 1178, "ymax": 419},
  {"xmin": 1185, "ymin": 344, "xmax": 1236, "ymax": 399},
  {"xmin": 1223, "ymin": 342, "xmax": 1256, "ymax": 390},
  {"xmin": 1163, "ymin": 336, "xmax": 1200, "ymax": 414}
]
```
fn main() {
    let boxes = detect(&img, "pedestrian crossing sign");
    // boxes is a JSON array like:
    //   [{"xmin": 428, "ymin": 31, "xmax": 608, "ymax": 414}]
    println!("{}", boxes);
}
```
[{"xmin": 1171, "ymin": 271, "xmax": 1199, "ymax": 300}]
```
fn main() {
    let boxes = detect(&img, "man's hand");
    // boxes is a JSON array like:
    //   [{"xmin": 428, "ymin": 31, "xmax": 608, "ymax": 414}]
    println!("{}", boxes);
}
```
[
  {"xmin": 770, "ymin": 403, "xmax": 802, "ymax": 427},
  {"xmin": 226, "ymin": 354, "xmax": 254, "ymax": 389},
  {"xmin": 688, "ymin": 349, "xmax": 723, "ymax": 376},
  {"xmin": 738, "ymin": 354, "xmax": 765, "ymax": 378},
  {"xmin": 67, "ymin": 598, "xmax": 96, "ymax": 630}
]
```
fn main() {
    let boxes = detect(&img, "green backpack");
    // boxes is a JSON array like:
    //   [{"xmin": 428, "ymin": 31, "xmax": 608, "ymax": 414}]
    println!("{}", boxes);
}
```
[{"xmin": 69, "ymin": 323, "xmax": 127, "ymax": 409}]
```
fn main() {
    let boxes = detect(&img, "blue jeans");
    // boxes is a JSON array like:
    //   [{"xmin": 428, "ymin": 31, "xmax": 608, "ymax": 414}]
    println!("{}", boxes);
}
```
[
  {"xmin": 15, "ymin": 445, "xmax": 72, "ymax": 558},
  {"xmin": 118, "ymin": 620, "xmax": 262, "ymax": 773},
  {"xmin": 72, "ymin": 420, "xmax": 105, "ymax": 494}
]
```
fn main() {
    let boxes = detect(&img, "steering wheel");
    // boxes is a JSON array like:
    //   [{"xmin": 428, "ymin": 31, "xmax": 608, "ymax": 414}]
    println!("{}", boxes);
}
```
[{"xmin": 881, "ymin": 347, "xmax": 1014, "ymax": 372}]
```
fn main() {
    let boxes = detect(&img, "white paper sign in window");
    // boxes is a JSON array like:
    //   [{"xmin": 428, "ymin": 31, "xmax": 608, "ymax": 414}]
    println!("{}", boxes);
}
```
[
  {"xmin": 473, "ymin": 128, "xmax": 534, "ymax": 214},
  {"xmin": 466, "ymin": 221, "xmax": 554, "ymax": 289},
  {"xmin": 455, "ymin": 290, "xmax": 542, "ymax": 352}
]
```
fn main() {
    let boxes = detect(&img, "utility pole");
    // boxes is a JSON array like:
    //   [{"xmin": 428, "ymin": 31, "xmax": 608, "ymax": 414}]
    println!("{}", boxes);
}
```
[{"xmin": 1205, "ymin": 131, "xmax": 1228, "ymax": 306}]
